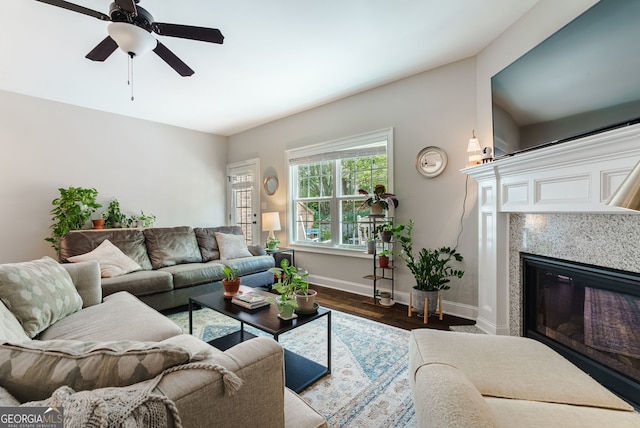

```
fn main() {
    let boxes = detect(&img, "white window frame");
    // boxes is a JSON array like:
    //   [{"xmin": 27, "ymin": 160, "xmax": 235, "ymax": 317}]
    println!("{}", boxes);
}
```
[{"xmin": 285, "ymin": 128, "xmax": 394, "ymax": 250}]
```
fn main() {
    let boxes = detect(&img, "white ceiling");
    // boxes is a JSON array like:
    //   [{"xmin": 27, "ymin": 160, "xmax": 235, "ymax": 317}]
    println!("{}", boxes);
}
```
[{"xmin": 1, "ymin": 0, "xmax": 538, "ymax": 136}]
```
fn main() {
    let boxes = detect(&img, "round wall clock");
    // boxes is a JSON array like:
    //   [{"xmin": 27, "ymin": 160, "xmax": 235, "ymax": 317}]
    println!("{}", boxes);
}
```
[{"xmin": 415, "ymin": 146, "xmax": 447, "ymax": 178}]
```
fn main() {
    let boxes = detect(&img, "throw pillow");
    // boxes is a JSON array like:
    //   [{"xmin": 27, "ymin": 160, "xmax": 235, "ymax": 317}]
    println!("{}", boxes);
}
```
[
  {"xmin": 214, "ymin": 232, "xmax": 253, "ymax": 260},
  {"xmin": 0, "ymin": 339, "xmax": 192, "ymax": 402},
  {"xmin": 67, "ymin": 239, "xmax": 142, "ymax": 278},
  {"xmin": 0, "ymin": 257, "xmax": 83, "ymax": 338},
  {"xmin": 0, "ymin": 300, "xmax": 30, "ymax": 342}
]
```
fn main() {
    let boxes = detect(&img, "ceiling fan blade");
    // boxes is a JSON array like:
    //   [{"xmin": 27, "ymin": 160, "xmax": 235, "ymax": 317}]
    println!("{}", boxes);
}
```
[
  {"xmin": 114, "ymin": 0, "xmax": 137, "ymax": 16},
  {"xmin": 153, "ymin": 42, "xmax": 194, "ymax": 76},
  {"xmin": 85, "ymin": 36, "xmax": 118, "ymax": 61},
  {"xmin": 152, "ymin": 23, "xmax": 224, "ymax": 44},
  {"xmin": 35, "ymin": 0, "xmax": 110, "ymax": 21}
]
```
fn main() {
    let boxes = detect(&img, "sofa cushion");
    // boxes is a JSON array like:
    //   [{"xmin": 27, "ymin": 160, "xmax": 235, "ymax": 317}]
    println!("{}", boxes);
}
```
[
  {"xmin": 0, "ymin": 257, "xmax": 83, "ymax": 338},
  {"xmin": 159, "ymin": 262, "xmax": 227, "ymax": 289},
  {"xmin": 39, "ymin": 291, "xmax": 182, "ymax": 342},
  {"xmin": 0, "ymin": 300, "xmax": 29, "ymax": 342},
  {"xmin": 101, "ymin": 270, "xmax": 173, "ymax": 298},
  {"xmin": 61, "ymin": 260, "xmax": 102, "ymax": 308},
  {"xmin": 194, "ymin": 226, "xmax": 244, "ymax": 262},
  {"xmin": 0, "ymin": 338, "xmax": 191, "ymax": 402},
  {"xmin": 144, "ymin": 226, "xmax": 203, "ymax": 269},
  {"xmin": 59, "ymin": 229, "xmax": 153, "ymax": 271},
  {"xmin": 67, "ymin": 239, "xmax": 142, "ymax": 278},
  {"xmin": 219, "ymin": 256, "xmax": 275, "ymax": 277},
  {"xmin": 409, "ymin": 329, "xmax": 634, "ymax": 411},
  {"xmin": 214, "ymin": 232, "xmax": 253, "ymax": 260},
  {"xmin": 413, "ymin": 363, "xmax": 498, "ymax": 428}
]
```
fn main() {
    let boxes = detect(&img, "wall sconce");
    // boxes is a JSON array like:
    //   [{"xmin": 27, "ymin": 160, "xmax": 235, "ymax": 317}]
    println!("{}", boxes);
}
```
[
  {"xmin": 467, "ymin": 130, "xmax": 482, "ymax": 166},
  {"xmin": 608, "ymin": 160, "xmax": 640, "ymax": 211},
  {"xmin": 262, "ymin": 212, "xmax": 282, "ymax": 250}
]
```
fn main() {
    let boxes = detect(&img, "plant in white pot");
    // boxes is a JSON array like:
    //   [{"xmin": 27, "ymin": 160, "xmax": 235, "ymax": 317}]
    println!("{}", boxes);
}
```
[
  {"xmin": 396, "ymin": 220, "xmax": 464, "ymax": 316},
  {"xmin": 358, "ymin": 184, "xmax": 399, "ymax": 216},
  {"xmin": 268, "ymin": 259, "xmax": 317, "ymax": 315}
]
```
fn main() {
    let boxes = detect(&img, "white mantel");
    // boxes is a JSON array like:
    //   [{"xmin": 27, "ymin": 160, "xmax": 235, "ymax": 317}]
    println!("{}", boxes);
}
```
[{"xmin": 462, "ymin": 123, "xmax": 640, "ymax": 335}]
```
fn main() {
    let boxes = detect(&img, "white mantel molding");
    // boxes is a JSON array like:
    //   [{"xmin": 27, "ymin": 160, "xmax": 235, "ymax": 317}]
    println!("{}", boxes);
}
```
[{"xmin": 461, "ymin": 123, "xmax": 640, "ymax": 335}]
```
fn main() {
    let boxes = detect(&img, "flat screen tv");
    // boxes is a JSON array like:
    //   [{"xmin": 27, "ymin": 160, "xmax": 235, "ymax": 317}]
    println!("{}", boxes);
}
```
[{"xmin": 491, "ymin": 0, "xmax": 640, "ymax": 159}]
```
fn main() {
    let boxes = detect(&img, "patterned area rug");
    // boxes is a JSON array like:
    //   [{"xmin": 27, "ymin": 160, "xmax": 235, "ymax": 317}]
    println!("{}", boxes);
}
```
[{"xmin": 167, "ymin": 308, "xmax": 416, "ymax": 427}]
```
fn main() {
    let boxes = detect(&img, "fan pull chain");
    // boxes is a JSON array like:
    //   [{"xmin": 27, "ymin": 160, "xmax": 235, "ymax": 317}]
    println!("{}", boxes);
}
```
[{"xmin": 128, "ymin": 53, "xmax": 135, "ymax": 101}]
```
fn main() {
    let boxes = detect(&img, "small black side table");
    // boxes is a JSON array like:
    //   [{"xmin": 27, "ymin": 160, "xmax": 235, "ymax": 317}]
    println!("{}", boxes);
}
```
[{"xmin": 266, "ymin": 247, "xmax": 295, "ymax": 266}]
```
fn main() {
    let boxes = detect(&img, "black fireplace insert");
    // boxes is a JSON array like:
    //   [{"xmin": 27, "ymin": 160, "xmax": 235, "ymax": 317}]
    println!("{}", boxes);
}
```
[{"xmin": 522, "ymin": 253, "xmax": 640, "ymax": 408}]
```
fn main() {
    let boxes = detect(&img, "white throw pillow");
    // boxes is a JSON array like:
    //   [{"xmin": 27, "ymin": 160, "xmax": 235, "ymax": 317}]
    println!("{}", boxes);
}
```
[
  {"xmin": 68, "ymin": 239, "xmax": 141, "ymax": 278},
  {"xmin": 214, "ymin": 232, "xmax": 253, "ymax": 260}
]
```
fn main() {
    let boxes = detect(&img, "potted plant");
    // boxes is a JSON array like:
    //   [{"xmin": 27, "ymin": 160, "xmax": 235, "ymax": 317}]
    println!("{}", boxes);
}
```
[
  {"xmin": 221, "ymin": 266, "xmax": 241, "ymax": 298},
  {"xmin": 102, "ymin": 199, "xmax": 125, "ymax": 228},
  {"xmin": 45, "ymin": 186, "xmax": 102, "ymax": 250},
  {"xmin": 378, "ymin": 249, "xmax": 391, "ymax": 268},
  {"xmin": 380, "ymin": 222, "xmax": 404, "ymax": 243},
  {"xmin": 268, "ymin": 259, "xmax": 317, "ymax": 313},
  {"xmin": 266, "ymin": 236, "xmax": 280, "ymax": 250},
  {"xmin": 396, "ymin": 219, "xmax": 464, "ymax": 315},
  {"xmin": 358, "ymin": 184, "xmax": 399, "ymax": 216}
]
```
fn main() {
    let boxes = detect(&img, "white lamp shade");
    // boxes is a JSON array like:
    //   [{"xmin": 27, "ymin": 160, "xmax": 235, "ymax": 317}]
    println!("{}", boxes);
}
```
[
  {"xmin": 108, "ymin": 22, "xmax": 157, "ymax": 57},
  {"xmin": 608, "ymin": 160, "xmax": 640, "ymax": 211},
  {"xmin": 467, "ymin": 137, "xmax": 481, "ymax": 153},
  {"xmin": 262, "ymin": 212, "xmax": 281, "ymax": 232}
]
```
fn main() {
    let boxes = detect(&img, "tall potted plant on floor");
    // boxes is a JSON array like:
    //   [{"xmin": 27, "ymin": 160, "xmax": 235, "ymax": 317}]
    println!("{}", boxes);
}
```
[{"xmin": 396, "ymin": 220, "xmax": 464, "ymax": 316}]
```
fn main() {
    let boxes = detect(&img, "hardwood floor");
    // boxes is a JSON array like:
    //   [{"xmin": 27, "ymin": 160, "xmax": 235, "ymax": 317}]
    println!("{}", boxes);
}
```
[{"xmin": 312, "ymin": 284, "xmax": 475, "ymax": 331}]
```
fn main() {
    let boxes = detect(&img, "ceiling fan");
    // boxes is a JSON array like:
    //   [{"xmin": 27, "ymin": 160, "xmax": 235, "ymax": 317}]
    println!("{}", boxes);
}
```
[{"xmin": 35, "ymin": 0, "xmax": 224, "ymax": 76}]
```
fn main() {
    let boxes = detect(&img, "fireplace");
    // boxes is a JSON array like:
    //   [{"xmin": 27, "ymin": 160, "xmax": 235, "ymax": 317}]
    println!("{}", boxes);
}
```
[{"xmin": 522, "ymin": 253, "xmax": 640, "ymax": 407}]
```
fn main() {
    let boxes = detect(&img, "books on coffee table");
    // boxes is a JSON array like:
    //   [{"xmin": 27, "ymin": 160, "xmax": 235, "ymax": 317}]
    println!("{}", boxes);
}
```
[{"xmin": 231, "ymin": 292, "xmax": 270, "ymax": 309}]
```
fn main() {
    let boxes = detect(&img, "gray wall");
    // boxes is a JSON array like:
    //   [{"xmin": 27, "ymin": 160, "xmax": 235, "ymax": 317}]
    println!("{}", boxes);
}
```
[
  {"xmin": 228, "ymin": 58, "xmax": 479, "ymax": 318},
  {"xmin": 0, "ymin": 90, "xmax": 228, "ymax": 263}
]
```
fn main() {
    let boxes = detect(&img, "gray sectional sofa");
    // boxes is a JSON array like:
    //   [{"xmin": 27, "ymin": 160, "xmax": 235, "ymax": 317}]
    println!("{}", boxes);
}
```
[
  {"xmin": 58, "ymin": 226, "xmax": 275, "ymax": 311},
  {"xmin": 0, "ymin": 258, "xmax": 326, "ymax": 427}
]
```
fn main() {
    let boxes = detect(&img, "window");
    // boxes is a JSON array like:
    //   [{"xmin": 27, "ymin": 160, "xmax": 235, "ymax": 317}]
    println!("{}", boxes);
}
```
[{"xmin": 287, "ymin": 128, "xmax": 393, "ymax": 249}]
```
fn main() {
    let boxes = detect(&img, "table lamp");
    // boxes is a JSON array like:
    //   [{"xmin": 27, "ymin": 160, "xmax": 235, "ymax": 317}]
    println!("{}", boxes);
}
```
[{"xmin": 262, "ymin": 212, "xmax": 281, "ymax": 249}]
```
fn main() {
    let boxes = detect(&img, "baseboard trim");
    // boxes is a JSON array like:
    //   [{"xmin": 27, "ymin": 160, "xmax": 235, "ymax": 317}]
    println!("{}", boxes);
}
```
[{"xmin": 308, "ymin": 274, "xmax": 476, "ymax": 321}]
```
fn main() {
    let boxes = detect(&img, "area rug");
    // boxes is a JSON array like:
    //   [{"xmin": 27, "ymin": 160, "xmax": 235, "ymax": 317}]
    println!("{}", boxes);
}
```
[{"xmin": 167, "ymin": 308, "xmax": 416, "ymax": 427}]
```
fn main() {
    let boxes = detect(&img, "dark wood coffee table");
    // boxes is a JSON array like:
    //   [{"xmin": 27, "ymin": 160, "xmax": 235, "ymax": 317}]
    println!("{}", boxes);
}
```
[{"xmin": 189, "ymin": 285, "xmax": 331, "ymax": 392}]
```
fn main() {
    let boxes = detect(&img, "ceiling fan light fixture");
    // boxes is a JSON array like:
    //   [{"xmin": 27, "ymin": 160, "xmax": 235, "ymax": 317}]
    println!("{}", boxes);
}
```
[{"xmin": 108, "ymin": 22, "xmax": 157, "ymax": 57}]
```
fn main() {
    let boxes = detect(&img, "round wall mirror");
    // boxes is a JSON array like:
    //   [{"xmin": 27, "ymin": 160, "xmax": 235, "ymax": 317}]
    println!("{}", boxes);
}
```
[{"xmin": 264, "ymin": 176, "xmax": 279, "ymax": 195}]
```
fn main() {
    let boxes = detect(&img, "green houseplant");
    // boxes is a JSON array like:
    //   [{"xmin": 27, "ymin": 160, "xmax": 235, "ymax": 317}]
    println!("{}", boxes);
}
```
[
  {"xmin": 358, "ymin": 184, "xmax": 399, "ymax": 215},
  {"xmin": 102, "ymin": 199, "xmax": 125, "ymax": 228},
  {"xmin": 268, "ymin": 259, "xmax": 317, "ymax": 315},
  {"xmin": 45, "ymin": 186, "xmax": 102, "ymax": 250},
  {"xmin": 396, "ymin": 219, "xmax": 464, "ymax": 314},
  {"xmin": 221, "ymin": 266, "xmax": 240, "ymax": 298},
  {"xmin": 380, "ymin": 222, "xmax": 404, "ymax": 242},
  {"xmin": 378, "ymin": 249, "xmax": 391, "ymax": 268}
]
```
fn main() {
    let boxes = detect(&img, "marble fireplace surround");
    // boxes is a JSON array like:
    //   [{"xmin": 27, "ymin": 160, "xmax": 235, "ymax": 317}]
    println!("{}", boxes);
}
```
[{"xmin": 463, "ymin": 123, "xmax": 640, "ymax": 335}]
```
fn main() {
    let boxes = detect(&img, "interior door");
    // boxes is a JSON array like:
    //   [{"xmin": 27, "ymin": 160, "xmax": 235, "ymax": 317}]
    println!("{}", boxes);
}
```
[{"xmin": 227, "ymin": 159, "xmax": 260, "ymax": 245}]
